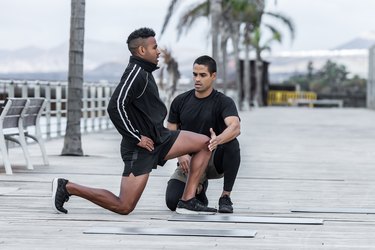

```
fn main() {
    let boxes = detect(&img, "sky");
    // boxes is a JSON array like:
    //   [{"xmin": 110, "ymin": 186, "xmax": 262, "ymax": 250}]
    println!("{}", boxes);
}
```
[{"xmin": 1, "ymin": 0, "xmax": 375, "ymax": 58}]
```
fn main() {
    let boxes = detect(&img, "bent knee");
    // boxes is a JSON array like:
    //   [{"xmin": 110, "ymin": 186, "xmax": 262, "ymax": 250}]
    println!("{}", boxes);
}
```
[
  {"xmin": 202, "ymin": 134, "xmax": 210, "ymax": 143},
  {"xmin": 199, "ymin": 135, "xmax": 210, "ymax": 149},
  {"xmin": 165, "ymin": 179, "xmax": 185, "ymax": 211},
  {"xmin": 165, "ymin": 196, "xmax": 178, "ymax": 211},
  {"xmin": 115, "ymin": 203, "xmax": 136, "ymax": 215}
]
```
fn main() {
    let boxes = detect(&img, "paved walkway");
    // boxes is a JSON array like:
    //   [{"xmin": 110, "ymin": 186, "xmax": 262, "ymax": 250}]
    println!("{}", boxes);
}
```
[{"xmin": 1, "ymin": 107, "xmax": 375, "ymax": 249}]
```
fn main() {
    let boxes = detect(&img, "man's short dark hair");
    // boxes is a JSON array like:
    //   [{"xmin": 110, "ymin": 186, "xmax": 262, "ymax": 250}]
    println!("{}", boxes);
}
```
[
  {"xmin": 127, "ymin": 27, "xmax": 156, "ymax": 54},
  {"xmin": 193, "ymin": 55, "xmax": 217, "ymax": 74}
]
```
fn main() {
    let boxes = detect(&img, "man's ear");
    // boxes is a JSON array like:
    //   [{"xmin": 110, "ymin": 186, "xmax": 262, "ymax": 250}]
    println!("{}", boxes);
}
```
[{"xmin": 138, "ymin": 46, "xmax": 145, "ymax": 55}]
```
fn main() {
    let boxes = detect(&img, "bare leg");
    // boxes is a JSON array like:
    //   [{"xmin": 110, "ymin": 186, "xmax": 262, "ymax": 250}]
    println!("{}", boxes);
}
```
[
  {"xmin": 66, "ymin": 173, "xmax": 149, "ymax": 215},
  {"xmin": 165, "ymin": 130, "xmax": 211, "ymax": 201},
  {"xmin": 221, "ymin": 191, "xmax": 231, "ymax": 197}
]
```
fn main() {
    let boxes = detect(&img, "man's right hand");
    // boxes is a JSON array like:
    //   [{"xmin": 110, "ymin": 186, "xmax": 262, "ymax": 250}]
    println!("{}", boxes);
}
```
[
  {"xmin": 137, "ymin": 135, "xmax": 154, "ymax": 152},
  {"xmin": 177, "ymin": 155, "xmax": 191, "ymax": 174}
]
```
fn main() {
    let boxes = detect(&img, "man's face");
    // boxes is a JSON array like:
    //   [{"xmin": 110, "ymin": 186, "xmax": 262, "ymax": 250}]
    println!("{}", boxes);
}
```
[
  {"xmin": 141, "ymin": 37, "xmax": 160, "ymax": 65},
  {"xmin": 193, "ymin": 64, "xmax": 216, "ymax": 93}
]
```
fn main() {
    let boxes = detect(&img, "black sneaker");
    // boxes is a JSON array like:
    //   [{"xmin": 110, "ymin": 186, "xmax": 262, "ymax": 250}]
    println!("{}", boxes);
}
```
[
  {"xmin": 52, "ymin": 178, "xmax": 70, "ymax": 214},
  {"xmin": 218, "ymin": 195, "xmax": 233, "ymax": 213},
  {"xmin": 196, "ymin": 179, "xmax": 209, "ymax": 206},
  {"xmin": 176, "ymin": 197, "xmax": 217, "ymax": 215}
]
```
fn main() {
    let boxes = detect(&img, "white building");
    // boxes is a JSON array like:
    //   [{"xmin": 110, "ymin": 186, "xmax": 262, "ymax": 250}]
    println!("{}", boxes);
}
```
[
  {"xmin": 264, "ymin": 31, "xmax": 375, "ymax": 83},
  {"xmin": 265, "ymin": 49, "xmax": 368, "ymax": 83}
]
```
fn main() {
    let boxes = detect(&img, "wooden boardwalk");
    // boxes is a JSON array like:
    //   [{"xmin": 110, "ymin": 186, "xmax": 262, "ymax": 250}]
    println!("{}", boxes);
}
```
[{"xmin": 1, "ymin": 107, "xmax": 375, "ymax": 249}]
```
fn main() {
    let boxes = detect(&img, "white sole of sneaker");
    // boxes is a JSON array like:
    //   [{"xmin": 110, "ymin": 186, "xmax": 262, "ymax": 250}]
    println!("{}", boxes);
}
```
[
  {"xmin": 175, "ymin": 208, "xmax": 216, "ymax": 215},
  {"xmin": 51, "ymin": 177, "xmax": 64, "ymax": 214}
]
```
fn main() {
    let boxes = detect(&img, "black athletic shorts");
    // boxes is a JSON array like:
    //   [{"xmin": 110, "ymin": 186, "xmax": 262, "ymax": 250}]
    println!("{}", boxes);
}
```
[{"xmin": 121, "ymin": 130, "xmax": 180, "ymax": 176}]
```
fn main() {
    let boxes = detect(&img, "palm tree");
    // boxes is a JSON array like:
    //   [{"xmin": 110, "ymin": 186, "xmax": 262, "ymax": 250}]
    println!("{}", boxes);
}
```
[
  {"xmin": 250, "ymin": 25, "xmax": 282, "ymax": 105},
  {"xmin": 161, "ymin": 0, "xmax": 293, "ymax": 110},
  {"xmin": 236, "ymin": 1, "xmax": 264, "ymax": 109},
  {"xmin": 230, "ymin": 0, "xmax": 293, "ymax": 108},
  {"xmin": 219, "ymin": 0, "xmax": 263, "ymax": 110},
  {"xmin": 221, "ymin": 3, "xmax": 242, "ymax": 104},
  {"xmin": 219, "ymin": 18, "xmax": 232, "ymax": 94},
  {"xmin": 249, "ymin": 10, "xmax": 295, "ymax": 106},
  {"xmin": 61, "ymin": 0, "xmax": 85, "ymax": 156},
  {"xmin": 161, "ymin": 0, "xmax": 220, "ymax": 59},
  {"xmin": 161, "ymin": 1, "xmax": 260, "ymax": 105},
  {"xmin": 210, "ymin": 0, "xmax": 222, "ymax": 61},
  {"xmin": 160, "ymin": 0, "xmax": 242, "ymax": 106}
]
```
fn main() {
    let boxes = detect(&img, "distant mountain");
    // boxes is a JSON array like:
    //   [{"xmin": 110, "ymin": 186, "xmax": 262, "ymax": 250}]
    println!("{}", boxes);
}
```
[
  {"xmin": 85, "ymin": 62, "xmax": 125, "ymax": 82},
  {"xmin": 2, "ymin": 31, "xmax": 375, "ymax": 82},
  {"xmin": 0, "ymin": 39, "xmax": 201, "ymax": 82},
  {"xmin": 0, "ymin": 39, "xmax": 197, "ymax": 82},
  {"xmin": 0, "ymin": 39, "xmax": 128, "ymax": 74},
  {"xmin": 334, "ymin": 31, "xmax": 375, "ymax": 50}
]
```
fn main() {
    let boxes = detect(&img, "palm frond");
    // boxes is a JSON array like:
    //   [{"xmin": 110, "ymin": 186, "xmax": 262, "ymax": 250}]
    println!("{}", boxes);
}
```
[
  {"xmin": 176, "ymin": 2, "xmax": 209, "ymax": 40},
  {"xmin": 161, "ymin": 0, "xmax": 181, "ymax": 36},
  {"xmin": 263, "ymin": 23, "xmax": 282, "ymax": 42},
  {"xmin": 263, "ymin": 11, "xmax": 295, "ymax": 40}
]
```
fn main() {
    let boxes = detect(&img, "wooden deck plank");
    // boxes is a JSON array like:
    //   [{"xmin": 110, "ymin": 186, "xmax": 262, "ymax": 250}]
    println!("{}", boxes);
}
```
[{"xmin": 1, "ymin": 108, "xmax": 375, "ymax": 249}]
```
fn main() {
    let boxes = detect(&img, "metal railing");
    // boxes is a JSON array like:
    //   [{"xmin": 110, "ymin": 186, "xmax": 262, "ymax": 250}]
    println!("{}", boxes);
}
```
[{"xmin": 0, "ymin": 80, "xmax": 116, "ymax": 140}]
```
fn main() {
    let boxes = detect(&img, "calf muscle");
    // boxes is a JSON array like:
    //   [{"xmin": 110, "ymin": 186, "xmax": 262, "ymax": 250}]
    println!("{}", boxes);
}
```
[{"xmin": 165, "ymin": 130, "xmax": 211, "ymax": 201}]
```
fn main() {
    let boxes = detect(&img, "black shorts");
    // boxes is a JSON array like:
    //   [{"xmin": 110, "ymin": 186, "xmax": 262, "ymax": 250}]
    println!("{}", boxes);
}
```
[{"xmin": 121, "ymin": 130, "xmax": 180, "ymax": 176}]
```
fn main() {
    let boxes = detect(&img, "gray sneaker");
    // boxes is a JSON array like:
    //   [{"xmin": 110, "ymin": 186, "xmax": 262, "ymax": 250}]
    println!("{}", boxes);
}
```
[
  {"xmin": 176, "ymin": 197, "xmax": 217, "ymax": 215},
  {"xmin": 52, "ymin": 178, "xmax": 70, "ymax": 214}
]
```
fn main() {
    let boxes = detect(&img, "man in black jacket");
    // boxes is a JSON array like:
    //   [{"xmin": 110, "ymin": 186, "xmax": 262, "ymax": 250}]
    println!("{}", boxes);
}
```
[{"xmin": 51, "ymin": 27, "xmax": 216, "ymax": 215}]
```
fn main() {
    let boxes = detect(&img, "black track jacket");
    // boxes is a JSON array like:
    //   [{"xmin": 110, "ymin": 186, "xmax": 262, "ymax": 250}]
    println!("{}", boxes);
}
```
[{"xmin": 107, "ymin": 56, "xmax": 169, "ymax": 146}]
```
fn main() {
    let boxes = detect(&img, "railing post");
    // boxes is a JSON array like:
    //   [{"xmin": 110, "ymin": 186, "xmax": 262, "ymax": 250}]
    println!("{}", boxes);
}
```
[
  {"xmin": 8, "ymin": 81, "xmax": 15, "ymax": 98},
  {"xmin": 82, "ymin": 84, "xmax": 88, "ymax": 133},
  {"xmin": 34, "ymin": 81, "xmax": 41, "ymax": 98},
  {"xmin": 64, "ymin": 81, "xmax": 68, "ymax": 130},
  {"xmin": 45, "ymin": 83, "xmax": 52, "ymax": 139},
  {"xmin": 56, "ymin": 82, "xmax": 62, "ymax": 136},
  {"xmin": 97, "ymin": 85, "xmax": 104, "ymax": 130},
  {"xmin": 90, "ymin": 85, "xmax": 96, "ymax": 131},
  {"xmin": 22, "ymin": 81, "xmax": 28, "ymax": 98},
  {"xmin": 104, "ymin": 85, "xmax": 111, "ymax": 128}
]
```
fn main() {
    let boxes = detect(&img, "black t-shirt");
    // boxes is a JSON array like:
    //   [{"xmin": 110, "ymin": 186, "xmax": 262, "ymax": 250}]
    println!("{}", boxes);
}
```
[{"xmin": 168, "ymin": 89, "xmax": 239, "ymax": 137}]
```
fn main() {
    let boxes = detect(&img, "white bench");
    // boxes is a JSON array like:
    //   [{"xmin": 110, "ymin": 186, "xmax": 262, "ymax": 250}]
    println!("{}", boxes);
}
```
[
  {"xmin": 23, "ymin": 98, "xmax": 49, "ymax": 166},
  {"xmin": 0, "ymin": 98, "xmax": 48, "ymax": 175},
  {"xmin": 292, "ymin": 99, "xmax": 344, "ymax": 108}
]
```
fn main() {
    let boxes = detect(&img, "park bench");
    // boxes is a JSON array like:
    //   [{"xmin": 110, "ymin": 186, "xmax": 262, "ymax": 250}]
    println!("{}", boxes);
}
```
[
  {"xmin": 292, "ymin": 99, "xmax": 344, "ymax": 108},
  {"xmin": 22, "ymin": 98, "xmax": 49, "ymax": 166},
  {"xmin": 0, "ymin": 98, "xmax": 48, "ymax": 175}
]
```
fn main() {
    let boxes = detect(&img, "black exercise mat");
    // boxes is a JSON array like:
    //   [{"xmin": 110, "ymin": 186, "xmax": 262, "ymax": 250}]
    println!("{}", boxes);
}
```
[
  {"xmin": 168, "ymin": 214, "xmax": 323, "ymax": 225},
  {"xmin": 84, "ymin": 226, "xmax": 257, "ymax": 238},
  {"xmin": 291, "ymin": 207, "xmax": 375, "ymax": 214}
]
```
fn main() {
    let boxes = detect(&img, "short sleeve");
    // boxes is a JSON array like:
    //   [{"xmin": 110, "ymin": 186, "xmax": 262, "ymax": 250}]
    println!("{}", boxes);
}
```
[
  {"xmin": 167, "ymin": 95, "xmax": 182, "ymax": 124},
  {"xmin": 219, "ymin": 95, "xmax": 239, "ymax": 120}
]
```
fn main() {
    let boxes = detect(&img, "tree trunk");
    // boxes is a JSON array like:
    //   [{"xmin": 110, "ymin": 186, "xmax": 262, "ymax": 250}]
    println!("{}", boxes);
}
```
[
  {"xmin": 210, "ymin": 0, "xmax": 221, "ymax": 61},
  {"xmin": 368, "ymin": 45, "xmax": 375, "ymax": 109},
  {"xmin": 230, "ymin": 25, "xmax": 242, "ymax": 110},
  {"xmin": 62, "ymin": 0, "xmax": 85, "ymax": 156},
  {"xmin": 220, "ymin": 37, "xmax": 228, "ymax": 94},
  {"xmin": 242, "ymin": 41, "xmax": 251, "ymax": 110},
  {"xmin": 254, "ymin": 57, "xmax": 264, "ymax": 106}
]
